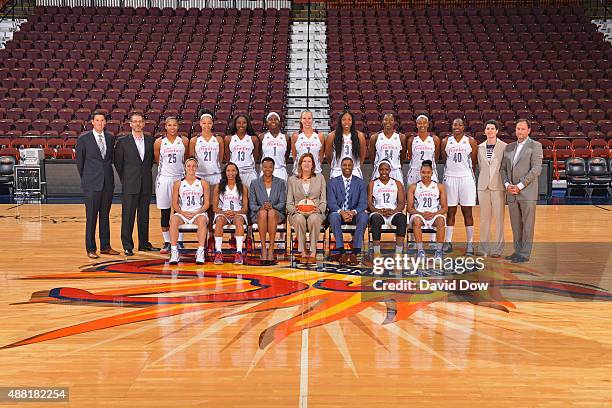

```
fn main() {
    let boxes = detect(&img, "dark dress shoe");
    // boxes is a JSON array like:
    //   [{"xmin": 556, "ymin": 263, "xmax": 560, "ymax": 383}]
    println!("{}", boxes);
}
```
[
  {"xmin": 100, "ymin": 248, "xmax": 120, "ymax": 255},
  {"xmin": 338, "ymin": 253, "xmax": 349, "ymax": 265},
  {"xmin": 347, "ymin": 254, "xmax": 359, "ymax": 266},
  {"xmin": 511, "ymin": 255, "xmax": 529, "ymax": 263},
  {"xmin": 505, "ymin": 253, "xmax": 520, "ymax": 260},
  {"xmin": 124, "ymin": 249, "xmax": 134, "ymax": 256},
  {"xmin": 139, "ymin": 243, "xmax": 160, "ymax": 252},
  {"xmin": 87, "ymin": 251, "xmax": 99, "ymax": 259}
]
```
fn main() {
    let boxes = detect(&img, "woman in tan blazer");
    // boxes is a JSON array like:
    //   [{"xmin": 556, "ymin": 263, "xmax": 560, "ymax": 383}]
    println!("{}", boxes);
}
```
[
  {"xmin": 286, "ymin": 153, "xmax": 327, "ymax": 263},
  {"xmin": 477, "ymin": 120, "xmax": 507, "ymax": 257}
]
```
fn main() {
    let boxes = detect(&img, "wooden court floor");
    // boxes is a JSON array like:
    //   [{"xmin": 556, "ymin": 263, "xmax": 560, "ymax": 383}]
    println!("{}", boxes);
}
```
[{"xmin": 0, "ymin": 204, "xmax": 611, "ymax": 407}]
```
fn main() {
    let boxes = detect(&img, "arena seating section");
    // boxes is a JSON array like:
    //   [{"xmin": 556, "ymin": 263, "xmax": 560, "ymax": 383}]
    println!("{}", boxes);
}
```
[
  {"xmin": 0, "ymin": 5, "xmax": 290, "ymax": 159},
  {"xmin": 327, "ymin": 7, "xmax": 612, "ymax": 177}
]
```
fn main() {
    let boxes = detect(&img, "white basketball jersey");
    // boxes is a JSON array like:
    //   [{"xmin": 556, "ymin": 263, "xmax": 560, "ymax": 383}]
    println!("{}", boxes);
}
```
[
  {"xmin": 294, "ymin": 132, "xmax": 323, "ymax": 174},
  {"xmin": 179, "ymin": 178, "xmax": 204, "ymax": 212},
  {"xmin": 414, "ymin": 180, "xmax": 441, "ymax": 212},
  {"xmin": 445, "ymin": 135, "xmax": 473, "ymax": 177},
  {"xmin": 158, "ymin": 137, "xmax": 186, "ymax": 178},
  {"xmin": 219, "ymin": 185, "xmax": 242, "ymax": 211},
  {"xmin": 195, "ymin": 135, "xmax": 221, "ymax": 178},
  {"xmin": 374, "ymin": 132, "xmax": 402, "ymax": 171},
  {"xmin": 261, "ymin": 132, "xmax": 287, "ymax": 170},
  {"xmin": 372, "ymin": 178, "xmax": 399, "ymax": 210},
  {"xmin": 410, "ymin": 135, "xmax": 437, "ymax": 170},
  {"xmin": 330, "ymin": 133, "xmax": 362, "ymax": 177},
  {"xmin": 229, "ymin": 135, "xmax": 255, "ymax": 172}
]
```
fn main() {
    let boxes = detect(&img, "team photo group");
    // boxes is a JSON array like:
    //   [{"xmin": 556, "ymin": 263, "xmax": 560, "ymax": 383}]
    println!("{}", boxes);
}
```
[{"xmin": 77, "ymin": 107, "xmax": 543, "ymax": 267}]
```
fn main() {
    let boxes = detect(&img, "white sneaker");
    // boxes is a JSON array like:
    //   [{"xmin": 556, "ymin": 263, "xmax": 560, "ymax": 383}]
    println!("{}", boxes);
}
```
[
  {"xmin": 169, "ymin": 248, "xmax": 180, "ymax": 265},
  {"xmin": 196, "ymin": 248, "xmax": 205, "ymax": 265}
]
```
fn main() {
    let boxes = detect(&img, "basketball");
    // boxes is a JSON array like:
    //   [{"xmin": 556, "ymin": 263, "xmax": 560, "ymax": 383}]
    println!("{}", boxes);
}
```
[{"xmin": 296, "ymin": 199, "xmax": 317, "ymax": 213}]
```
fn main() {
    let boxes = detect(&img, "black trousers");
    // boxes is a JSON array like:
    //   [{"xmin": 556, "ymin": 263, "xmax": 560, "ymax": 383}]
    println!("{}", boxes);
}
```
[
  {"xmin": 121, "ymin": 186, "xmax": 151, "ymax": 251},
  {"xmin": 369, "ymin": 213, "xmax": 407, "ymax": 241},
  {"xmin": 84, "ymin": 188, "xmax": 113, "ymax": 252}
]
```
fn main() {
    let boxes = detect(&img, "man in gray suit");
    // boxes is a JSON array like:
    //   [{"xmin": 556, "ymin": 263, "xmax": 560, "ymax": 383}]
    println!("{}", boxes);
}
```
[{"xmin": 500, "ymin": 119, "xmax": 544, "ymax": 263}]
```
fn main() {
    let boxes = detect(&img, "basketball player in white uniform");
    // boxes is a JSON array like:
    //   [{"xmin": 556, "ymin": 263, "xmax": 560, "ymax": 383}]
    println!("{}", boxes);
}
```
[
  {"xmin": 212, "ymin": 162, "xmax": 249, "ymax": 265},
  {"xmin": 189, "ymin": 112, "xmax": 223, "ymax": 187},
  {"xmin": 407, "ymin": 160, "xmax": 448, "ymax": 259},
  {"xmin": 154, "ymin": 117, "xmax": 189, "ymax": 254},
  {"xmin": 291, "ymin": 110, "xmax": 325, "ymax": 175},
  {"xmin": 224, "ymin": 115, "xmax": 260, "ymax": 188},
  {"xmin": 406, "ymin": 115, "xmax": 440, "ymax": 186},
  {"xmin": 441, "ymin": 118, "xmax": 478, "ymax": 255},
  {"xmin": 325, "ymin": 111, "xmax": 367, "ymax": 178},
  {"xmin": 367, "ymin": 160, "xmax": 407, "ymax": 256},
  {"xmin": 369, "ymin": 113, "xmax": 406, "ymax": 182},
  {"xmin": 168, "ymin": 157, "xmax": 210, "ymax": 265},
  {"xmin": 259, "ymin": 112, "xmax": 290, "ymax": 180}
]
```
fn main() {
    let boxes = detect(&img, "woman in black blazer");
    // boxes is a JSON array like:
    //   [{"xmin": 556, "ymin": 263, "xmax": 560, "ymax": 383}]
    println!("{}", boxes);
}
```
[{"xmin": 249, "ymin": 157, "xmax": 287, "ymax": 264}]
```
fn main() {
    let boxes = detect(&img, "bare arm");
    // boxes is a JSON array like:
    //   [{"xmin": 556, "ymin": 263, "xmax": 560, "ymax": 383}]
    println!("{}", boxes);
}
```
[
  {"xmin": 216, "ymin": 135, "xmax": 224, "ymax": 167},
  {"xmin": 212, "ymin": 184, "xmax": 221, "ymax": 214},
  {"xmin": 200, "ymin": 180, "xmax": 210, "ymax": 213},
  {"xmin": 433, "ymin": 135, "xmax": 441, "ymax": 163},
  {"xmin": 440, "ymin": 137, "xmax": 448, "ymax": 163},
  {"xmin": 171, "ymin": 179, "xmax": 182, "ymax": 214},
  {"xmin": 318, "ymin": 133, "xmax": 325, "ymax": 167},
  {"xmin": 358, "ymin": 131, "xmax": 367, "ymax": 164},
  {"xmin": 153, "ymin": 137, "xmax": 161, "ymax": 164},
  {"xmin": 181, "ymin": 136, "xmax": 189, "ymax": 159},
  {"xmin": 406, "ymin": 136, "xmax": 414, "ymax": 161},
  {"xmin": 324, "ymin": 131, "xmax": 335, "ymax": 164},
  {"xmin": 290, "ymin": 132, "xmax": 299, "ymax": 163},
  {"xmin": 395, "ymin": 180, "xmax": 406, "ymax": 214},
  {"xmin": 469, "ymin": 136, "xmax": 478, "ymax": 167},
  {"xmin": 252, "ymin": 135, "xmax": 262, "ymax": 162},
  {"xmin": 436, "ymin": 184, "xmax": 448, "ymax": 215},
  {"xmin": 367, "ymin": 180, "xmax": 376, "ymax": 212},
  {"xmin": 407, "ymin": 184, "xmax": 417, "ymax": 215},
  {"xmin": 399, "ymin": 133, "xmax": 407, "ymax": 164},
  {"xmin": 368, "ymin": 133, "xmax": 378, "ymax": 164},
  {"xmin": 239, "ymin": 185, "xmax": 249, "ymax": 215},
  {"xmin": 223, "ymin": 135, "xmax": 231, "ymax": 162},
  {"xmin": 188, "ymin": 136, "xmax": 197, "ymax": 157}
]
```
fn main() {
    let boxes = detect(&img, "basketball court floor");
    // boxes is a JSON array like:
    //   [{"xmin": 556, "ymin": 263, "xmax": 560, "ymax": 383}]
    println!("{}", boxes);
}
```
[{"xmin": 0, "ymin": 203, "xmax": 611, "ymax": 407}]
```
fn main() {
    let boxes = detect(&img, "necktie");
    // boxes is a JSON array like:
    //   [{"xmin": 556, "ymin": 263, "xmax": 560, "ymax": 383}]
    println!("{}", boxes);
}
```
[
  {"xmin": 343, "ymin": 178, "xmax": 350, "ymax": 211},
  {"xmin": 97, "ymin": 134, "xmax": 106, "ymax": 158}
]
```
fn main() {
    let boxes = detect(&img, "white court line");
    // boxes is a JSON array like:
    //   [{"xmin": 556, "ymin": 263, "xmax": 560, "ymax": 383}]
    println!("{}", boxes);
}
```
[{"xmin": 299, "ymin": 328, "xmax": 309, "ymax": 408}]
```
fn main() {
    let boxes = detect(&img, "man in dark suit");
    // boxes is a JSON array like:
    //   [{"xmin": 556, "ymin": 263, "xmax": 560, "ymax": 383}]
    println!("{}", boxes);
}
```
[
  {"xmin": 327, "ymin": 157, "xmax": 368, "ymax": 266},
  {"xmin": 114, "ymin": 111, "xmax": 159, "ymax": 256},
  {"xmin": 75, "ymin": 111, "xmax": 119, "ymax": 259},
  {"xmin": 500, "ymin": 119, "xmax": 543, "ymax": 263}
]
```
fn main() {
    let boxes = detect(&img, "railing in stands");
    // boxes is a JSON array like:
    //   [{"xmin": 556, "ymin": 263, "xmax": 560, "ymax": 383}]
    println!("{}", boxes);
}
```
[
  {"xmin": 0, "ymin": 0, "xmax": 26, "ymax": 23},
  {"xmin": 35, "ymin": 0, "xmax": 291, "ymax": 8},
  {"xmin": 325, "ymin": 0, "xmax": 582, "ymax": 8},
  {"xmin": 585, "ymin": 0, "xmax": 612, "ymax": 20}
]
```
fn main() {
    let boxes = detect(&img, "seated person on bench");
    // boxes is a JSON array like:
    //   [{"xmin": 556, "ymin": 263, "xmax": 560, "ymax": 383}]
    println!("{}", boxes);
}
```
[
  {"xmin": 212, "ymin": 162, "xmax": 249, "ymax": 265},
  {"xmin": 249, "ymin": 157, "xmax": 287, "ymax": 265},
  {"xmin": 169, "ymin": 157, "xmax": 210, "ymax": 265},
  {"xmin": 407, "ymin": 160, "xmax": 448, "ymax": 259},
  {"xmin": 368, "ymin": 159, "xmax": 407, "ymax": 257}
]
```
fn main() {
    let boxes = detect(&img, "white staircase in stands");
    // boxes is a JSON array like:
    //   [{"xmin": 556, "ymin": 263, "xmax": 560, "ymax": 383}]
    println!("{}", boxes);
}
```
[
  {"xmin": 285, "ymin": 21, "xmax": 330, "ymax": 135},
  {"xmin": 0, "ymin": 19, "xmax": 26, "ymax": 49}
]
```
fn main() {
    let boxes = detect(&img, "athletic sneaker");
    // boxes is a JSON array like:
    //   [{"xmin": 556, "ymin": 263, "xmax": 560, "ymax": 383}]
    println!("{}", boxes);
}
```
[
  {"xmin": 177, "ymin": 241, "xmax": 185, "ymax": 250},
  {"xmin": 443, "ymin": 242, "xmax": 453, "ymax": 253},
  {"xmin": 214, "ymin": 251, "xmax": 224, "ymax": 265},
  {"xmin": 234, "ymin": 251, "xmax": 244, "ymax": 265},
  {"xmin": 434, "ymin": 250, "xmax": 444, "ymax": 260},
  {"xmin": 196, "ymin": 248, "xmax": 205, "ymax": 265},
  {"xmin": 159, "ymin": 242, "xmax": 171, "ymax": 254},
  {"xmin": 169, "ymin": 248, "xmax": 180, "ymax": 265},
  {"xmin": 465, "ymin": 243, "xmax": 474, "ymax": 256},
  {"xmin": 417, "ymin": 249, "xmax": 426, "ymax": 258}
]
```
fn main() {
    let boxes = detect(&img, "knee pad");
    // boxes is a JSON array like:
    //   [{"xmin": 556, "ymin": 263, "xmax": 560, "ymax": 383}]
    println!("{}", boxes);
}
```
[{"xmin": 161, "ymin": 208, "xmax": 171, "ymax": 228}]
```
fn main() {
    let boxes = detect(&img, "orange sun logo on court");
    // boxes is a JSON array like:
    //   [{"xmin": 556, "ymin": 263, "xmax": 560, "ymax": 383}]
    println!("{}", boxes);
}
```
[{"xmin": 2, "ymin": 257, "xmax": 611, "ymax": 350}]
